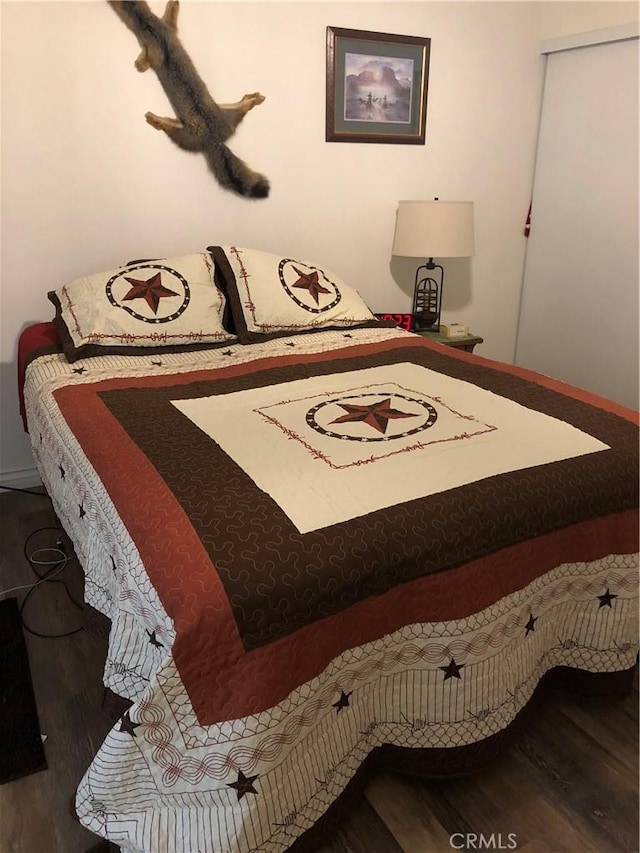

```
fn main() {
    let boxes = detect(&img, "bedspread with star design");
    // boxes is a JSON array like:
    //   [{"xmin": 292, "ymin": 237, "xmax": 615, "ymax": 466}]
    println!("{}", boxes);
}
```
[{"xmin": 21, "ymin": 325, "xmax": 639, "ymax": 853}]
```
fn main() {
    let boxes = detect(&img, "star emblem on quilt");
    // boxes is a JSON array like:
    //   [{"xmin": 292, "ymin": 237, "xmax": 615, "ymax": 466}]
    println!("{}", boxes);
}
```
[
  {"xmin": 146, "ymin": 629, "xmax": 164, "ymax": 648},
  {"xmin": 119, "ymin": 710, "xmax": 140, "ymax": 737},
  {"xmin": 597, "ymin": 588, "xmax": 618, "ymax": 608},
  {"xmin": 291, "ymin": 266, "xmax": 331, "ymax": 305},
  {"xmin": 332, "ymin": 690, "xmax": 352, "ymax": 713},
  {"xmin": 305, "ymin": 391, "xmax": 438, "ymax": 443},
  {"xmin": 524, "ymin": 614, "xmax": 537, "ymax": 635},
  {"xmin": 122, "ymin": 271, "xmax": 179, "ymax": 314},
  {"xmin": 331, "ymin": 398, "xmax": 418, "ymax": 435},
  {"xmin": 227, "ymin": 770, "xmax": 259, "ymax": 801},
  {"xmin": 440, "ymin": 658, "xmax": 465, "ymax": 680}
]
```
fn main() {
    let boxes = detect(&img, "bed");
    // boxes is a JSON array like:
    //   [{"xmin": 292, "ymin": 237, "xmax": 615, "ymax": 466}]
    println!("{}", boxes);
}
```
[{"xmin": 19, "ymin": 246, "xmax": 639, "ymax": 853}]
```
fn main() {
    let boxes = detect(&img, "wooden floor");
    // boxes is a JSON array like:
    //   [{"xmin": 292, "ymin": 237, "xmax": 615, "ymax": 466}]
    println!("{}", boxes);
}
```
[{"xmin": 0, "ymin": 489, "xmax": 638, "ymax": 853}]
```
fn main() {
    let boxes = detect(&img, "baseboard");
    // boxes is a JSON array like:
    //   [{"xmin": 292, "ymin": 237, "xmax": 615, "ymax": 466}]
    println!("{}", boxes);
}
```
[{"xmin": 0, "ymin": 467, "xmax": 42, "ymax": 492}]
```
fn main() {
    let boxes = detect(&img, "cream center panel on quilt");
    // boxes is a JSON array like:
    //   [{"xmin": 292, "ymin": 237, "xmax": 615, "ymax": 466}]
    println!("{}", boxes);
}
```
[{"xmin": 171, "ymin": 363, "xmax": 609, "ymax": 533}]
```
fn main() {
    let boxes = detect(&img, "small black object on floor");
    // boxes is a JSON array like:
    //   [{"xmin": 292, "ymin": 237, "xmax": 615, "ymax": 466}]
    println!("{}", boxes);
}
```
[{"xmin": 0, "ymin": 597, "xmax": 47, "ymax": 783}]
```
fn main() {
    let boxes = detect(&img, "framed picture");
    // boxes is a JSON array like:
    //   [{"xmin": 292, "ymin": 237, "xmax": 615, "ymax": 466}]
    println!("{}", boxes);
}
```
[{"xmin": 326, "ymin": 26, "xmax": 431, "ymax": 145}]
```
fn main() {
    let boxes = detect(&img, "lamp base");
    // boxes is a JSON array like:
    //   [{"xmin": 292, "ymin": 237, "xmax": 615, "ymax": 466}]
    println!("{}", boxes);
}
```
[
  {"xmin": 411, "ymin": 261, "xmax": 443, "ymax": 335},
  {"xmin": 412, "ymin": 313, "xmax": 440, "ymax": 333}
]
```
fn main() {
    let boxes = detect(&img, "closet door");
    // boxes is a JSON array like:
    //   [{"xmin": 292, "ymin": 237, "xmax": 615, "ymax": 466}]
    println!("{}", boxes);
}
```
[{"xmin": 515, "ymin": 28, "xmax": 639, "ymax": 409}]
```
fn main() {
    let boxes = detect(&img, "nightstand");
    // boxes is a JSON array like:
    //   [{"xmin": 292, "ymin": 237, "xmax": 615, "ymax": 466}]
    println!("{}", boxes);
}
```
[{"xmin": 417, "ymin": 330, "xmax": 484, "ymax": 353}]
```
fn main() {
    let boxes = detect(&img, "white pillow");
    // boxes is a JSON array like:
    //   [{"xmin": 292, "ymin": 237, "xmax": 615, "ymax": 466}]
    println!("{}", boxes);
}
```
[
  {"xmin": 49, "ymin": 252, "xmax": 235, "ymax": 362},
  {"xmin": 209, "ymin": 246, "xmax": 379, "ymax": 343}
]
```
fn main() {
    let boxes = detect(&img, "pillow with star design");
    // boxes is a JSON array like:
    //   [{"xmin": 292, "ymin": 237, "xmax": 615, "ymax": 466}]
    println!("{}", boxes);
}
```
[
  {"xmin": 48, "ymin": 252, "xmax": 236, "ymax": 363},
  {"xmin": 209, "ymin": 246, "xmax": 383, "ymax": 344}
]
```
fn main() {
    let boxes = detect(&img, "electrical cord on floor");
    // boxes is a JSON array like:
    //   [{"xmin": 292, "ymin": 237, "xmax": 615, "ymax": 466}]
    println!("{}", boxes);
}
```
[
  {"xmin": 20, "ymin": 527, "xmax": 84, "ymax": 638},
  {"xmin": 0, "ymin": 520, "xmax": 86, "ymax": 638},
  {"xmin": 1, "ymin": 487, "xmax": 86, "ymax": 637}
]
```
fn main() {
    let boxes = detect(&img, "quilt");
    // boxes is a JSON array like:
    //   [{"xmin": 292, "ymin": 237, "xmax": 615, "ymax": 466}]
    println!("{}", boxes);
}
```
[{"xmin": 22, "ymin": 325, "xmax": 639, "ymax": 853}]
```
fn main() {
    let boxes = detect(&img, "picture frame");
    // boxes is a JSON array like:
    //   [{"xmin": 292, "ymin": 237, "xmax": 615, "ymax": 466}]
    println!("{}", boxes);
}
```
[{"xmin": 326, "ymin": 26, "xmax": 431, "ymax": 145}]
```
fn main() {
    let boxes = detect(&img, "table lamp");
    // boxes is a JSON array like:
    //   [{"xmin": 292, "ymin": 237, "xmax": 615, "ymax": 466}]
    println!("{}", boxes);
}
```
[{"xmin": 392, "ymin": 199, "xmax": 475, "ymax": 332}]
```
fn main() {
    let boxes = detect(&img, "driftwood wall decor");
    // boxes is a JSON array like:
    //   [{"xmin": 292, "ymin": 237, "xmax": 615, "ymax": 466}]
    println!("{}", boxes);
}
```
[{"xmin": 109, "ymin": 0, "xmax": 269, "ymax": 198}]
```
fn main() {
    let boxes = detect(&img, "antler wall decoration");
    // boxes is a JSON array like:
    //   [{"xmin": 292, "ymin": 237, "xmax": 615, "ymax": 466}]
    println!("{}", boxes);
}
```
[{"xmin": 109, "ymin": 0, "xmax": 269, "ymax": 198}]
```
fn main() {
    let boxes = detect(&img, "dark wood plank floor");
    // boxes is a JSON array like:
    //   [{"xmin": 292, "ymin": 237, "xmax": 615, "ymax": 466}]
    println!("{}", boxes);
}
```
[{"xmin": 1, "ymin": 489, "xmax": 638, "ymax": 853}]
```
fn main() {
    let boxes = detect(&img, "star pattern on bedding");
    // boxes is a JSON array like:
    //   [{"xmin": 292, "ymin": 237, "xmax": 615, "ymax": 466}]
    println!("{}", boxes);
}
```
[
  {"xmin": 72, "ymin": 367, "xmax": 86, "ymax": 374},
  {"xmin": 147, "ymin": 630, "xmax": 164, "ymax": 648},
  {"xmin": 440, "ymin": 658, "xmax": 465, "ymax": 680},
  {"xmin": 332, "ymin": 690, "xmax": 352, "ymax": 713},
  {"xmin": 330, "ymin": 398, "xmax": 418, "ymax": 435},
  {"xmin": 79, "ymin": 504, "xmax": 86, "ymax": 519},
  {"xmin": 597, "ymin": 588, "xmax": 618, "ymax": 608},
  {"xmin": 119, "ymin": 711, "xmax": 140, "ymax": 737},
  {"xmin": 524, "ymin": 614, "xmax": 537, "ymax": 635},
  {"xmin": 291, "ymin": 267, "xmax": 330, "ymax": 305},
  {"xmin": 123, "ymin": 272, "xmax": 179, "ymax": 315},
  {"xmin": 227, "ymin": 770, "xmax": 259, "ymax": 801}
]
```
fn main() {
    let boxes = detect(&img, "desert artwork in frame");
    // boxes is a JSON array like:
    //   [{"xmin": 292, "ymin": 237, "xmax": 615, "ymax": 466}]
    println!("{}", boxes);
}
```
[{"xmin": 326, "ymin": 26, "xmax": 431, "ymax": 144}]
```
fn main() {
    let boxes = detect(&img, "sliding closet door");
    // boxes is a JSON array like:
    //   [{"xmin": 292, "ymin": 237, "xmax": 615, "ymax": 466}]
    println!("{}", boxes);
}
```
[{"xmin": 515, "ymin": 31, "xmax": 639, "ymax": 409}]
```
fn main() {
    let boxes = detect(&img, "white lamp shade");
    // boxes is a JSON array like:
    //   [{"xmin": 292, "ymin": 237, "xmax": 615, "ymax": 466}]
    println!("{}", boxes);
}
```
[{"xmin": 392, "ymin": 200, "xmax": 475, "ymax": 258}]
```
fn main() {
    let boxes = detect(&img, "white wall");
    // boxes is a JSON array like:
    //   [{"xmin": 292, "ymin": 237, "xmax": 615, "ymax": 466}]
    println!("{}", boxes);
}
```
[{"xmin": 1, "ymin": 1, "xmax": 637, "ymax": 480}]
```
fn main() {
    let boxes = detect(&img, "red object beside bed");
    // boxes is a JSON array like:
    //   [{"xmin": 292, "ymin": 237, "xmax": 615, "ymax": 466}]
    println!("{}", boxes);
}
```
[{"xmin": 17, "ymin": 321, "xmax": 61, "ymax": 430}]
